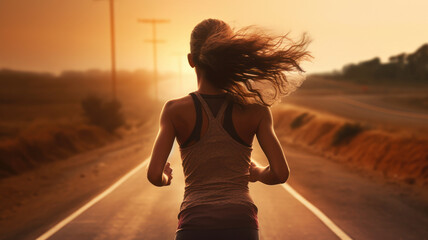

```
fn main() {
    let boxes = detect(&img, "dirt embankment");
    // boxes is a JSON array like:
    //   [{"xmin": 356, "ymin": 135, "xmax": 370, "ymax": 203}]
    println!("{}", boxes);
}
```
[
  {"xmin": 0, "ymin": 116, "xmax": 155, "ymax": 179},
  {"xmin": 272, "ymin": 104, "xmax": 428, "ymax": 185}
]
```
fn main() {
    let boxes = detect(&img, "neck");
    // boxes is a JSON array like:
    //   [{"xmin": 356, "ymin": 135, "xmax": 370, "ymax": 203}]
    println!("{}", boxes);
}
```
[{"xmin": 195, "ymin": 68, "xmax": 226, "ymax": 95}]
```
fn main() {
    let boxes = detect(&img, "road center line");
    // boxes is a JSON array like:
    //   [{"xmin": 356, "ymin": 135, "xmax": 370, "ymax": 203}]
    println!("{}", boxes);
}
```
[{"xmin": 36, "ymin": 158, "xmax": 150, "ymax": 240}]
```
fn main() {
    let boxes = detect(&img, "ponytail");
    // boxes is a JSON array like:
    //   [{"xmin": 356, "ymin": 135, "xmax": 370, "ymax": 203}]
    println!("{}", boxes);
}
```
[{"xmin": 190, "ymin": 19, "xmax": 312, "ymax": 106}]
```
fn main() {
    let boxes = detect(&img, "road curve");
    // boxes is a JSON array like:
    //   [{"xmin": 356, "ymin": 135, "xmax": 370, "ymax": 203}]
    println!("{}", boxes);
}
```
[{"xmin": 283, "ymin": 95, "xmax": 428, "ymax": 132}]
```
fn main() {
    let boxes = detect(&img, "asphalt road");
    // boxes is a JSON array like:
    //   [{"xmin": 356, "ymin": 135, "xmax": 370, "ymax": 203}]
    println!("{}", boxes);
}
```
[
  {"xmin": 284, "ymin": 95, "xmax": 428, "ymax": 132},
  {"xmin": 36, "ymin": 140, "xmax": 428, "ymax": 240}
]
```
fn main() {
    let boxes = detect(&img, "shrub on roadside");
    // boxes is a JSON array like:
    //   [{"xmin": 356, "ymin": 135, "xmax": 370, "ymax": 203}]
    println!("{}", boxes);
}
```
[
  {"xmin": 290, "ymin": 112, "xmax": 312, "ymax": 129},
  {"xmin": 332, "ymin": 122, "xmax": 364, "ymax": 146},
  {"xmin": 81, "ymin": 95, "xmax": 125, "ymax": 132}
]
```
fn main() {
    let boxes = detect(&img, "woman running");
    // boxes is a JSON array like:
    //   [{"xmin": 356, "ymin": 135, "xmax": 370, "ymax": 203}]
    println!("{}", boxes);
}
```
[{"xmin": 147, "ymin": 18, "xmax": 312, "ymax": 240}]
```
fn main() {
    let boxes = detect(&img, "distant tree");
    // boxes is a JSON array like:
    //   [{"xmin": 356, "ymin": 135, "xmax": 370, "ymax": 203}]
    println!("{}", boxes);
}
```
[
  {"xmin": 342, "ymin": 57, "xmax": 381, "ymax": 81},
  {"xmin": 405, "ymin": 44, "xmax": 428, "ymax": 81},
  {"xmin": 374, "ymin": 63, "xmax": 399, "ymax": 80},
  {"xmin": 336, "ymin": 43, "xmax": 428, "ymax": 83},
  {"xmin": 389, "ymin": 53, "xmax": 407, "ymax": 66}
]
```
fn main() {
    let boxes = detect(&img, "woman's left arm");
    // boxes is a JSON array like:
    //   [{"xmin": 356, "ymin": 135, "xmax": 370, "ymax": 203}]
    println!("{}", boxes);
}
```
[{"xmin": 147, "ymin": 101, "xmax": 176, "ymax": 187}]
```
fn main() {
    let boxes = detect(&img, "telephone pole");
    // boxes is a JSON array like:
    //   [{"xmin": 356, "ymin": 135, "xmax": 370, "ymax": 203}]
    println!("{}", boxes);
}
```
[
  {"xmin": 95, "ymin": 0, "xmax": 117, "ymax": 100},
  {"xmin": 109, "ymin": 0, "xmax": 117, "ymax": 100},
  {"xmin": 137, "ymin": 18, "xmax": 170, "ymax": 100}
]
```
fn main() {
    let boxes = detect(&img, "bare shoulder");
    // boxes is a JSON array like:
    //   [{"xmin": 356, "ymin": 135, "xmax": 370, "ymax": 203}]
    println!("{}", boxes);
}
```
[
  {"xmin": 236, "ymin": 103, "xmax": 271, "ymax": 127},
  {"xmin": 240, "ymin": 103, "xmax": 270, "ymax": 117},
  {"xmin": 162, "ymin": 95, "xmax": 193, "ymax": 116}
]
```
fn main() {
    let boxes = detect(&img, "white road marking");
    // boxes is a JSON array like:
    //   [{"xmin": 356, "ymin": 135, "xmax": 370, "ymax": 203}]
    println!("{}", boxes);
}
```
[
  {"xmin": 281, "ymin": 183, "xmax": 352, "ymax": 240},
  {"xmin": 36, "ymin": 158, "xmax": 150, "ymax": 240},
  {"xmin": 252, "ymin": 159, "xmax": 352, "ymax": 240}
]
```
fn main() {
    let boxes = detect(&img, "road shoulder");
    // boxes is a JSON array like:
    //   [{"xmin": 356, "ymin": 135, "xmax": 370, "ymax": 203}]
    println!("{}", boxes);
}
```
[{"xmin": 0, "ymin": 125, "xmax": 158, "ymax": 240}]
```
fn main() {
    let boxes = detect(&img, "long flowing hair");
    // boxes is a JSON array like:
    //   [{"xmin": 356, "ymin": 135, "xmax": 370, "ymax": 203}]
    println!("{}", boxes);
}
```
[{"xmin": 190, "ymin": 18, "xmax": 313, "ymax": 106}]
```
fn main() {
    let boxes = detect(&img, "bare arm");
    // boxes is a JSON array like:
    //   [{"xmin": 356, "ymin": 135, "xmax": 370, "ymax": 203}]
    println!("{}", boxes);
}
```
[
  {"xmin": 147, "ymin": 101, "xmax": 175, "ymax": 187},
  {"xmin": 250, "ymin": 106, "xmax": 290, "ymax": 185}
]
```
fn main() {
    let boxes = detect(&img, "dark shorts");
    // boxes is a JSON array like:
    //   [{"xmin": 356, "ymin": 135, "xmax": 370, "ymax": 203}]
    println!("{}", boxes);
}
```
[{"xmin": 175, "ymin": 228, "xmax": 259, "ymax": 240}]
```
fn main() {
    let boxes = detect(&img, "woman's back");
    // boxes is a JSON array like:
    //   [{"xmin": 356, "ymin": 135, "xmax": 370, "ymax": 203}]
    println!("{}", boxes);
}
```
[{"xmin": 172, "ymin": 91, "xmax": 260, "ymax": 231}]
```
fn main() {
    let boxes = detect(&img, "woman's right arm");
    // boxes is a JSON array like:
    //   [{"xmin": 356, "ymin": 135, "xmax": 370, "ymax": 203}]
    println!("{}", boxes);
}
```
[{"xmin": 251, "ymin": 106, "xmax": 290, "ymax": 185}]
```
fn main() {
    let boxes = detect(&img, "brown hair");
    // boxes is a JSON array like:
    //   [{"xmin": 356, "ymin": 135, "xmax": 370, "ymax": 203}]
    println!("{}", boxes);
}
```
[{"xmin": 190, "ymin": 18, "xmax": 313, "ymax": 106}]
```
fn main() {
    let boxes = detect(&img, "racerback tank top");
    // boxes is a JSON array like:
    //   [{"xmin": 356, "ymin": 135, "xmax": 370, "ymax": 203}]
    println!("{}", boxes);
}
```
[
  {"xmin": 177, "ymin": 91, "xmax": 258, "ymax": 231},
  {"xmin": 180, "ymin": 92, "xmax": 252, "ymax": 149}
]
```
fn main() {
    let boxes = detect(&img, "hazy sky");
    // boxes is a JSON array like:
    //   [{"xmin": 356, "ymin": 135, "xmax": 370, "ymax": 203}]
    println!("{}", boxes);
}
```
[{"xmin": 1, "ymin": 0, "xmax": 427, "ymax": 75}]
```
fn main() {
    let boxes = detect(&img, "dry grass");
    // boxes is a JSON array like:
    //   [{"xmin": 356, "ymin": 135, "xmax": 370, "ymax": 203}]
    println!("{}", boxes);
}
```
[
  {"xmin": 272, "ymin": 104, "xmax": 428, "ymax": 185},
  {"xmin": 0, "ymin": 123, "xmax": 115, "ymax": 177}
]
